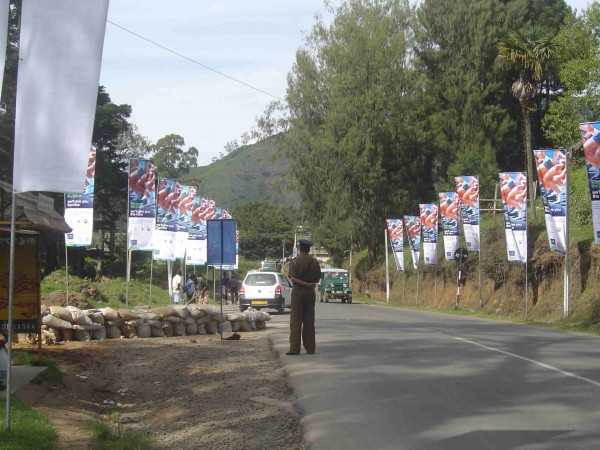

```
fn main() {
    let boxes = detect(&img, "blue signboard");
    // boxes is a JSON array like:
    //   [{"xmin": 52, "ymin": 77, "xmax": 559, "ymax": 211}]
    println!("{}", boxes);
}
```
[{"xmin": 207, "ymin": 219, "xmax": 237, "ymax": 267}]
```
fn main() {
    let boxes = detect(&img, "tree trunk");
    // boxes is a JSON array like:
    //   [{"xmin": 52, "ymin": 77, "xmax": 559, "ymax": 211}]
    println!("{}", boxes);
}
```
[{"xmin": 522, "ymin": 103, "xmax": 536, "ymax": 219}]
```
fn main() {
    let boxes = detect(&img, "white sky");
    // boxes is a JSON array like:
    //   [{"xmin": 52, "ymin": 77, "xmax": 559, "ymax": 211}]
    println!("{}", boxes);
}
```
[{"xmin": 99, "ymin": 0, "xmax": 591, "ymax": 166}]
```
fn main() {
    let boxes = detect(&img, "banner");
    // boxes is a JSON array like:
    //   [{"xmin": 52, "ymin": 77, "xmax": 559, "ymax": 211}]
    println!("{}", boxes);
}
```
[
  {"xmin": 499, "ymin": 172, "xmax": 528, "ymax": 263},
  {"xmin": 154, "ymin": 178, "xmax": 180, "ymax": 260},
  {"xmin": 439, "ymin": 192, "xmax": 459, "ymax": 260},
  {"xmin": 534, "ymin": 149, "xmax": 567, "ymax": 254},
  {"xmin": 207, "ymin": 219, "xmax": 237, "ymax": 268},
  {"xmin": 579, "ymin": 121, "xmax": 600, "ymax": 244},
  {"xmin": 65, "ymin": 149, "xmax": 95, "ymax": 247},
  {"xmin": 385, "ymin": 219, "xmax": 404, "ymax": 272},
  {"xmin": 419, "ymin": 203, "xmax": 438, "ymax": 265},
  {"xmin": 455, "ymin": 176, "xmax": 480, "ymax": 252},
  {"xmin": 186, "ymin": 197, "xmax": 213, "ymax": 265},
  {"xmin": 173, "ymin": 185, "xmax": 195, "ymax": 258},
  {"xmin": 13, "ymin": 0, "xmax": 109, "ymax": 193},
  {"xmin": 0, "ymin": 0, "xmax": 8, "ymax": 93},
  {"xmin": 404, "ymin": 215, "xmax": 421, "ymax": 270},
  {"xmin": 127, "ymin": 159, "xmax": 156, "ymax": 251}
]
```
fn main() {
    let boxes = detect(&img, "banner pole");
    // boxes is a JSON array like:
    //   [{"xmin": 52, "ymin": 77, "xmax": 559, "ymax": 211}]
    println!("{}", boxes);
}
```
[
  {"xmin": 384, "ymin": 228, "xmax": 390, "ymax": 303},
  {"xmin": 167, "ymin": 260, "xmax": 173, "ymax": 303},
  {"xmin": 125, "ymin": 159, "xmax": 131, "ymax": 307},
  {"xmin": 415, "ymin": 265, "xmax": 420, "ymax": 306},
  {"xmin": 63, "ymin": 194, "xmax": 69, "ymax": 306},
  {"xmin": 434, "ymin": 268, "xmax": 437, "ymax": 304},
  {"xmin": 525, "ymin": 259, "xmax": 528, "ymax": 318},
  {"xmin": 149, "ymin": 255, "xmax": 153, "ymax": 303},
  {"xmin": 219, "ymin": 220, "xmax": 224, "ymax": 343},
  {"xmin": 213, "ymin": 266, "xmax": 216, "ymax": 302},
  {"xmin": 564, "ymin": 150, "xmax": 570, "ymax": 317},
  {"xmin": 125, "ymin": 249, "xmax": 131, "ymax": 307},
  {"xmin": 4, "ymin": 191, "xmax": 17, "ymax": 431},
  {"xmin": 478, "ymin": 248, "xmax": 482, "ymax": 308}
]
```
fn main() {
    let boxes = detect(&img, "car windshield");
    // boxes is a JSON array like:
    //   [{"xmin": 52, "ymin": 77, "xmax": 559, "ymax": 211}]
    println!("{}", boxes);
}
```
[
  {"xmin": 324, "ymin": 272, "xmax": 348, "ymax": 281},
  {"xmin": 245, "ymin": 273, "xmax": 277, "ymax": 286}
]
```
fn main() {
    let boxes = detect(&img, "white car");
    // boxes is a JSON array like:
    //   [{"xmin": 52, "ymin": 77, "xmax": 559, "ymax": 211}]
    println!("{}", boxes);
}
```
[{"xmin": 239, "ymin": 271, "xmax": 292, "ymax": 313}]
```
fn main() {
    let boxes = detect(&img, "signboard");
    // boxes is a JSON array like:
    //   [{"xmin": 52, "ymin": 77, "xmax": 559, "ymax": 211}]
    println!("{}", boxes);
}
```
[
  {"xmin": 579, "ymin": 121, "xmax": 600, "ymax": 244},
  {"xmin": 207, "ymin": 219, "xmax": 237, "ymax": 268},
  {"xmin": 127, "ymin": 158, "xmax": 156, "ymax": 251},
  {"xmin": 419, "ymin": 203, "xmax": 438, "ymax": 265},
  {"xmin": 1, "ymin": 233, "xmax": 40, "ymax": 333},
  {"xmin": 455, "ymin": 175, "xmax": 480, "ymax": 252},
  {"xmin": 386, "ymin": 219, "xmax": 405, "ymax": 272},
  {"xmin": 64, "ymin": 148, "xmax": 95, "ymax": 247},
  {"xmin": 439, "ymin": 192, "xmax": 459, "ymax": 260}
]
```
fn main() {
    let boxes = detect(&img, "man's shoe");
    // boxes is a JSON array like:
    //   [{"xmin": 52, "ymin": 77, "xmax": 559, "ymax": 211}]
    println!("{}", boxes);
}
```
[{"xmin": 286, "ymin": 352, "xmax": 300, "ymax": 355}]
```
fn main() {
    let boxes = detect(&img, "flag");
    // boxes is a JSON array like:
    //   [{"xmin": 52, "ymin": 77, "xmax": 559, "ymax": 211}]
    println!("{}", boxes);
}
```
[
  {"xmin": 186, "ymin": 196, "xmax": 210, "ymax": 265},
  {"xmin": 499, "ymin": 172, "xmax": 528, "ymax": 263},
  {"xmin": 419, "ymin": 203, "xmax": 438, "ymax": 265},
  {"xmin": 153, "ymin": 178, "xmax": 179, "ymax": 260},
  {"xmin": 64, "ymin": 148, "xmax": 96, "ymax": 247},
  {"xmin": 454, "ymin": 176, "xmax": 480, "ymax": 252},
  {"xmin": 534, "ymin": 149, "xmax": 567, "ymax": 254},
  {"xmin": 579, "ymin": 121, "xmax": 600, "ymax": 244},
  {"xmin": 127, "ymin": 159, "xmax": 157, "ymax": 251},
  {"xmin": 13, "ymin": 0, "xmax": 109, "ymax": 193},
  {"xmin": 404, "ymin": 215, "xmax": 421, "ymax": 270},
  {"xmin": 386, "ymin": 219, "xmax": 404, "ymax": 272},
  {"xmin": 0, "ymin": 0, "xmax": 9, "ymax": 93},
  {"xmin": 438, "ymin": 192, "xmax": 459, "ymax": 260}
]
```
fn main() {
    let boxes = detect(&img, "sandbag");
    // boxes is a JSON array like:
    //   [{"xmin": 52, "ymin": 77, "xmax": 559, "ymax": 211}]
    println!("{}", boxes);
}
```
[
  {"xmin": 186, "ymin": 305, "xmax": 209, "ymax": 319},
  {"xmin": 106, "ymin": 325, "xmax": 121, "ymax": 339},
  {"xmin": 255, "ymin": 321, "xmax": 267, "ymax": 330},
  {"xmin": 100, "ymin": 308, "xmax": 120, "ymax": 321},
  {"xmin": 204, "ymin": 321, "xmax": 217, "ymax": 334},
  {"xmin": 166, "ymin": 316, "xmax": 184, "ymax": 324},
  {"xmin": 118, "ymin": 309, "xmax": 140, "ymax": 321},
  {"xmin": 43, "ymin": 314, "xmax": 72, "ymax": 329},
  {"xmin": 136, "ymin": 311, "xmax": 161, "ymax": 321},
  {"xmin": 172, "ymin": 305, "xmax": 190, "ymax": 319},
  {"xmin": 121, "ymin": 321, "xmax": 137, "ymax": 339},
  {"xmin": 137, "ymin": 322, "xmax": 151, "ymax": 338},
  {"xmin": 162, "ymin": 322, "xmax": 174, "ymax": 337},
  {"xmin": 226, "ymin": 312, "xmax": 245, "ymax": 322},
  {"xmin": 49, "ymin": 306, "xmax": 73, "ymax": 322},
  {"xmin": 66, "ymin": 306, "xmax": 92, "ymax": 326},
  {"xmin": 87, "ymin": 311, "xmax": 105, "ymax": 324},
  {"xmin": 173, "ymin": 322, "xmax": 186, "ymax": 336},
  {"xmin": 185, "ymin": 322, "xmax": 198, "ymax": 335},
  {"xmin": 238, "ymin": 320, "xmax": 252, "ymax": 332},
  {"xmin": 146, "ymin": 319, "xmax": 162, "ymax": 328},
  {"xmin": 91, "ymin": 327, "xmax": 107, "ymax": 340},
  {"xmin": 74, "ymin": 329, "xmax": 91, "ymax": 341},
  {"xmin": 196, "ymin": 315, "xmax": 211, "ymax": 325},
  {"xmin": 196, "ymin": 323, "xmax": 206, "ymax": 335},
  {"xmin": 221, "ymin": 321, "xmax": 233, "ymax": 334},
  {"xmin": 59, "ymin": 328, "xmax": 73, "ymax": 341},
  {"xmin": 151, "ymin": 306, "xmax": 179, "ymax": 318},
  {"xmin": 150, "ymin": 326, "xmax": 164, "ymax": 338}
]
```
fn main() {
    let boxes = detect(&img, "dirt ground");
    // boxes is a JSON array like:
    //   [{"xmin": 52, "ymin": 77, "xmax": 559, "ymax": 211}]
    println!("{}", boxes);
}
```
[{"xmin": 16, "ymin": 326, "xmax": 304, "ymax": 450}]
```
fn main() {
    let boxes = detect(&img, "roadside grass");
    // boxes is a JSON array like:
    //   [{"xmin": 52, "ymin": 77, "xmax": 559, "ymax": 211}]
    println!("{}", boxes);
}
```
[
  {"xmin": 0, "ymin": 398, "xmax": 58, "ymax": 450},
  {"xmin": 12, "ymin": 350, "xmax": 63, "ymax": 386},
  {"xmin": 90, "ymin": 419, "xmax": 155, "ymax": 450}
]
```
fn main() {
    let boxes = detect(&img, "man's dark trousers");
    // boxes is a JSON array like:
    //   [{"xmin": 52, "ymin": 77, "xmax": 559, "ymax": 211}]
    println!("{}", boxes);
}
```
[{"xmin": 289, "ymin": 286, "xmax": 316, "ymax": 354}]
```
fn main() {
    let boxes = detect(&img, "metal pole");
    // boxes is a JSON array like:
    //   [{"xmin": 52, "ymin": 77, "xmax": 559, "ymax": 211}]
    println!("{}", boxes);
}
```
[
  {"xmin": 149, "ymin": 255, "xmax": 153, "ymax": 303},
  {"xmin": 219, "ymin": 220, "xmax": 224, "ymax": 342},
  {"xmin": 564, "ymin": 150, "xmax": 570, "ymax": 317},
  {"xmin": 125, "ymin": 158, "xmax": 131, "ymax": 307},
  {"xmin": 63, "ymin": 194, "xmax": 69, "ymax": 306},
  {"xmin": 5, "ymin": 191, "xmax": 17, "ymax": 431},
  {"xmin": 125, "ymin": 249, "xmax": 131, "ymax": 306},
  {"xmin": 478, "ymin": 248, "xmax": 482, "ymax": 308},
  {"xmin": 212, "ymin": 266, "xmax": 216, "ymax": 302},
  {"xmin": 349, "ymin": 237, "xmax": 353, "ymax": 285},
  {"xmin": 415, "ymin": 266, "xmax": 420, "ymax": 306},
  {"xmin": 525, "ymin": 259, "xmax": 529, "ymax": 318},
  {"xmin": 434, "ymin": 268, "xmax": 438, "ymax": 304},
  {"xmin": 385, "ymin": 228, "xmax": 390, "ymax": 303}
]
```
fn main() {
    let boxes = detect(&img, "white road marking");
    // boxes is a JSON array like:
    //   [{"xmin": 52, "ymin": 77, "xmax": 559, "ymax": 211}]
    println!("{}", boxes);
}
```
[{"xmin": 454, "ymin": 336, "xmax": 600, "ymax": 388}]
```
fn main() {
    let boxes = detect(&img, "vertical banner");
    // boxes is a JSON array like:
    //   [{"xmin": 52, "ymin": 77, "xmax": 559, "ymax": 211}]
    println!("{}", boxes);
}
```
[
  {"xmin": 419, "ymin": 204, "xmax": 438, "ymax": 265},
  {"xmin": 14, "ymin": 0, "xmax": 109, "ymax": 193},
  {"xmin": 186, "ymin": 197, "xmax": 214, "ymax": 265},
  {"xmin": 404, "ymin": 215, "xmax": 421, "ymax": 270},
  {"xmin": 385, "ymin": 219, "xmax": 404, "ymax": 272},
  {"xmin": 455, "ymin": 176, "xmax": 480, "ymax": 252},
  {"xmin": 0, "ymin": 0, "xmax": 9, "ymax": 93},
  {"xmin": 64, "ymin": 149, "xmax": 96, "ymax": 247},
  {"xmin": 439, "ymin": 192, "xmax": 460, "ymax": 260},
  {"xmin": 173, "ymin": 185, "xmax": 195, "ymax": 259},
  {"xmin": 579, "ymin": 121, "xmax": 600, "ymax": 244},
  {"xmin": 207, "ymin": 219, "xmax": 237, "ymax": 268},
  {"xmin": 154, "ymin": 178, "xmax": 179, "ymax": 260},
  {"xmin": 499, "ymin": 172, "xmax": 528, "ymax": 263},
  {"xmin": 534, "ymin": 149, "xmax": 567, "ymax": 254},
  {"xmin": 127, "ymin": 159, "xmax": 156, "ymax": 251}
]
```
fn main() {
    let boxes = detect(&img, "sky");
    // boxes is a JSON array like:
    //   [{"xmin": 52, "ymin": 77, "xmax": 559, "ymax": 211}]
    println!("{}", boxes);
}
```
[{"xmin": 100, "ymin": 0, "xmax": 591, "ymax": 166}]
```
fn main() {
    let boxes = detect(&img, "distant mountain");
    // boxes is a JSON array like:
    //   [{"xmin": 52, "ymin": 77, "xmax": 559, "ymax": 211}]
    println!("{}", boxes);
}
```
[{"xmin": 184, "ymin": 135, "xmax": 297, "ymax": 209}]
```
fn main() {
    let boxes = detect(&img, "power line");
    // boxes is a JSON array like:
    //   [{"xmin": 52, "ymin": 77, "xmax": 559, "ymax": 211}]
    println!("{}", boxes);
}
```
[{"xmin": 107, "ymin": 19, "xmax": 282, "ymax": 100}]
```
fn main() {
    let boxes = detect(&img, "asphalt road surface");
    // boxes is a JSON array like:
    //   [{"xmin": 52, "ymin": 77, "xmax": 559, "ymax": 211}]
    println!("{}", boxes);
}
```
[{"xmin": 270, "ymin": 302, "xmax": 600, "ymax": 450}]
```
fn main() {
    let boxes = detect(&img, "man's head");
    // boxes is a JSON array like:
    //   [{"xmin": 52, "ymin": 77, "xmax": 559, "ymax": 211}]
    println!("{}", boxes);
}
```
[{"xmin": 298, "ymin": 239, "xmax": 312, "ymax": 254}]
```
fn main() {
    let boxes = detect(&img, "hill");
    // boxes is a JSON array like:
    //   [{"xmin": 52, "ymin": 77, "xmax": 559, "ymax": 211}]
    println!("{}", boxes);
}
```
[{"xmin": 185, "ymin": 135, "xmax": 297, "ymax": 209}]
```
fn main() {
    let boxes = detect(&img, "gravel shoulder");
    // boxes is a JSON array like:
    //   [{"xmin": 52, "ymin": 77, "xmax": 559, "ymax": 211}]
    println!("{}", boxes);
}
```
[{"xmin": 16, "ymin": 325, "xmax": 304, "ymax": 450}]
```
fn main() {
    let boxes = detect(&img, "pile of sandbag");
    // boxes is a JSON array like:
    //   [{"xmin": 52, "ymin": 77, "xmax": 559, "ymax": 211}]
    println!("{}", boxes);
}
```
[{"xmin": 40, "ymin": 304, "xmax": 270, "ymax": 343}]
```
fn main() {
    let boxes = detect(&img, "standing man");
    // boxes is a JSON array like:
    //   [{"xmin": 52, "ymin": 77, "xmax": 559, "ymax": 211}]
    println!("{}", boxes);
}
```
[
  {"xmin": 171, "ymin": 271, "xmax": 182, "ymax": 304},
  {"xmin": 287, "ymin": 240, "xmax": 322, "ymax": 355}
]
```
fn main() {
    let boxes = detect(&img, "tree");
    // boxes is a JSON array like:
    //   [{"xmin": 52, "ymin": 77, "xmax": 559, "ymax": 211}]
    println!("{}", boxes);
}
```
[
  {"xmin": 151, "ymin": 134, "xmax": 198, "ymax": 178},
  {"xmin": 285, "ymin": 0, "xmax": 423, "ymax": 265},
  {"xmin": 498, "ymin": 31, "xmax": 557, "ymax": 215}
]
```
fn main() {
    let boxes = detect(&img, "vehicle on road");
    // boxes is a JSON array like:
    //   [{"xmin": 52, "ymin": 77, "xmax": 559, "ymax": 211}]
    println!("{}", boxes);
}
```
[
  {"xmin": 260, "ymin": 259, "xmax": 281, "ymax": 272},
  {"xmin": 319, "ymin": 268, "xmax": 352, "ymax": 304},
  {"xmin": 239, "ymin": 271, "xmax": 292, "ymax": 313}
]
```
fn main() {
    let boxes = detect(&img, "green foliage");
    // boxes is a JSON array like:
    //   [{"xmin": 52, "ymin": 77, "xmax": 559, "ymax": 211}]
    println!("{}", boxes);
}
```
[
  {"xmin": 151, "ymin": 134, "xmax": 198, "ymax": 179},
  {"xmin": 0, "ymin": 398, "xmax": 58, "ymax": 450},
  {"xmin": 91, "ymin": 419, "xmax": 154, "ymax": 450},
  {"xmin": 233, "ymin": 201, "xmax": 294, "ymax": 260}
]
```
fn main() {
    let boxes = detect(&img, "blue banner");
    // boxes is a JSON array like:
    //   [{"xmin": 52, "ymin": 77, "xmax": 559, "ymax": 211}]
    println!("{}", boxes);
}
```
[{"xmin": 207, "ymin": 219, "xmax": 237, "ymax": 267}]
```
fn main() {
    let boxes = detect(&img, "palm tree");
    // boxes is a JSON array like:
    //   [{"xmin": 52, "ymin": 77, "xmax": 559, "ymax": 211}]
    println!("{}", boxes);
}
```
[{"xmin": 498, "ymin": 32, "xmax": 556, "ymax": 217}]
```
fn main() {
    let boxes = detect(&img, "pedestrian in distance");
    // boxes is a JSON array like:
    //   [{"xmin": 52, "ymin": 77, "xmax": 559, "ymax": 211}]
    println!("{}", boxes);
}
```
[
  {"xmin": 287, "ymin": 239, "xmax": 322, "ymax": 355},
  {"xmin": 185, "ymin": 274, "xmax": 195, "ymax": 303},
  {"xmin": 172, "ymin": 271, "xmax": 182, "ymax": 304}
]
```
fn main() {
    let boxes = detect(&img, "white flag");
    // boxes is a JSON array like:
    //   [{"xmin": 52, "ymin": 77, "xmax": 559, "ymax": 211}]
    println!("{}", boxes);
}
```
[
  {"xmin": 13, "ymin": 0, "xmax": 109, "ymax": 193},
  {"xmin": 0, "ymin": 0, "xmax": 9, "ymax": 93}
]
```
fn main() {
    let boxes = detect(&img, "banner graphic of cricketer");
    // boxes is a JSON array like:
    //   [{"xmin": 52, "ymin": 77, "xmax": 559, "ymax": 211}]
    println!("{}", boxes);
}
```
[
  {"xmin": 172, "ymin": 185, "xmax": 195, "ymax": 259},
  {"xmin": 404, "ymin": 215, "xmax": 421, "ymax": 270},
  {"xmin": 439, "ymin": 192, "xmax": 459, "ymax": 260},
  {"xmin": 499, "ymin": 172, "xmax": 528, "ymax": 263},
  {"xmin": 65, "ymin": 148, "xmax": 96, "ymax": 247},
  {"xmin": 127, "ymin": 159, "xmax": 156, "ymax": 251},
  {"xmin": 534, "ymin": 149, "xmax": 567, "ymax": 254},
  {"xmin": 186, "ymin": 197, "xmax": 215, "ymax": 265},
  {"xmin": 386, "ymin": 219, "xmax": 405, "ymax": 272},
  {"xmin": 419, "ymin": 203, "xmax": 438, "ymax": 265},
  {"xmin": 455, "ymin": 176, "xmax": 480, "ymax": 252},
  {"xmin": 579, "ymin": 121, "xmax": 600, "ymax": 244},
  {"xmin": 154, "ymin": 178, "xmax": 181, "ymax": 260}
]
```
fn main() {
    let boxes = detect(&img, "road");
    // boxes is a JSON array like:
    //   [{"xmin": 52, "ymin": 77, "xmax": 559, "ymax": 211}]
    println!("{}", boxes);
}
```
[{"xmin": 269, "ymin": 302, "xmax": 600, "ymax": 450}]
